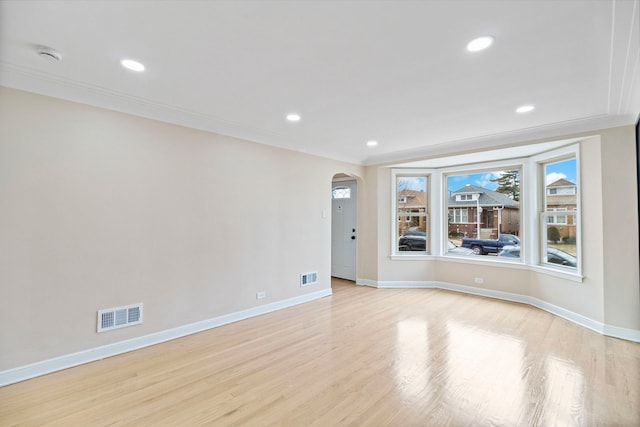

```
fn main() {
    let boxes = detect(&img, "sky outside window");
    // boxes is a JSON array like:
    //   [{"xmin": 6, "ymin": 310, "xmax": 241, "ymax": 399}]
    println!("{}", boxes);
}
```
[{"xmin": 447, "ymin": 159, "xmax": 576, "ymax": 191}]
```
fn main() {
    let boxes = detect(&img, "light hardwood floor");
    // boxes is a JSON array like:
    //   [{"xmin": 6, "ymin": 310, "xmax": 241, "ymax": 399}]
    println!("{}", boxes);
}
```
[{"xmin": 1, "ymin": 279, "xmax": 639, "ymax": 426}]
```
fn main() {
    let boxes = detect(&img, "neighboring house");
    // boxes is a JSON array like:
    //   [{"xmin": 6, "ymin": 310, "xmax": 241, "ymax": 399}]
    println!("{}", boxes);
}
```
[
  {"xmin": 397, "ymin": 189, "xmax": 427, "ymax": 236},
  {"xmin": 546, "ymin": 178, "xmax": 577, "ymax": 241},
  {"xmin": 448, "ymin": 184, "xmax": 519, "ymax": 239}
]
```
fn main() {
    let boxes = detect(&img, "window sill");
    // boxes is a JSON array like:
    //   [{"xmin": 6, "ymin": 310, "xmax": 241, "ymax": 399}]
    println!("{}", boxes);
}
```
[
  {"xmin": 391, "ymin": 254, "xmax": 584, "ymax": 282},
  {"xmin": 530, "ymin": 265, "xmax": 583, "ymax": 283},
  {"xmin": 390, "ymin": 254, "xmax": 434, "ymax": 261},
  {"xmin": 437, "ymin": 254, "xmax": 526, "ymax": 269}
]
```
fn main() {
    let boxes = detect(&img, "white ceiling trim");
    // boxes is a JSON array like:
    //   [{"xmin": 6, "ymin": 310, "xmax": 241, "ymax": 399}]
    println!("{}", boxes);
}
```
[
  {"xmin": 363, "ymin": 113, "xmax": 631, "ymax": 166},
  {"xmin": 609, "ymin": 0, "xmax": 640, "ymax": 116},
  {"xmin": 0, "ymin": 61, "xmax": 304, "ymax": 148},
  {"xmin": 1, "ymin": 58, "xmax": 634, "ymax": 167},
  {"xmin": 0, "ymin": 60, "xmax": 374, "ymax": 165}
]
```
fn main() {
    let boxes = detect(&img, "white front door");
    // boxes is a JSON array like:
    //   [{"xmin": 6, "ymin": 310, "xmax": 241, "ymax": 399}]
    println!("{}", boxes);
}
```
[{"xmin": 331, "ymin": 180, "xmax": 357, "ymax": 281}]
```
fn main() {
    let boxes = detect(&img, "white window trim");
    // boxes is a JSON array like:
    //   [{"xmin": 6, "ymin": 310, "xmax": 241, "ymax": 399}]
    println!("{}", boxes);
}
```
[
  {"xmin": 389, "ymin": 143, "xmax": 583, "ymax": 282},
  {"xmin": 443, "ymin": 160, "xmax": 525, "ymax": 258},
  {"xmin": 531, "ymin": 144, "xmax": 581, "ymax": 277},
  {"xmin": 391, "ymin": 169, "xmax": 432, "ymax": 256}
]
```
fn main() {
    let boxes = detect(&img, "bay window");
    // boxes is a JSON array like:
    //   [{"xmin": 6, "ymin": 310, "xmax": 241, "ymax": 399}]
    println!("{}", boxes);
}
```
[{"xmin": 390, "ymin": 141, "xmax": 581, "ymax": 278}]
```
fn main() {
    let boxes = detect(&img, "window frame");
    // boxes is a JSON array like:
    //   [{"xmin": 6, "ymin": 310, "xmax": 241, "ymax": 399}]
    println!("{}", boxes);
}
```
[
  {"xmin": 389, "ymin": 142, "xmax": 583, "ymax": 281},
  {"xmin": 443, "ymin": 162, "xmax": 524, "ymax": 260},
  {"xmin": 391, "ymin": 169, "xmax": 431, "ymax": 257},
  {"xmin": 535, "ymin": 147, "xmax": 581, "ymax": 275}
]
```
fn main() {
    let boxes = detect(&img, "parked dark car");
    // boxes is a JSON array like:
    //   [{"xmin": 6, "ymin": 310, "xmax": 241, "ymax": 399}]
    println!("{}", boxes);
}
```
[
  {"xmin": 398, "ymin": 232, "xmax": 476, "ymax": 255},
  {"xmin": 546, "ymin": 247, "xmax": 577, "ymax": 267},
  {"xmin": 398, "ymin": 231, "xmax": 426, "ymax": 251},
  {"xmin": 498, "ymin": 245, "xmax": 577, "ymax": 267},
  {"xmin": 461, "ymin": 234, "xmax": 520, "ymax": 255}
]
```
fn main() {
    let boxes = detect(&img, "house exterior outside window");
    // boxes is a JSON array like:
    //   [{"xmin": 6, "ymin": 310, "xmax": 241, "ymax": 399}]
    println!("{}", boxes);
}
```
[
  {"xmin": 545, "ymin": 179, "xmax": 577, "ymax": 241},
  {"xmin": 397, "ymin": 188, "xmax": 427, "ymax": 236},
  {"xmin": 393, "ymin": 172, "xmax": 429, "ymax": 255},
  {"xmin": 447, "ymin": 184, "xmax": 520, "ymax": 239},
  {"xmin": 538, "ymin": 153, "xmax": 579, "ymax": 272}
]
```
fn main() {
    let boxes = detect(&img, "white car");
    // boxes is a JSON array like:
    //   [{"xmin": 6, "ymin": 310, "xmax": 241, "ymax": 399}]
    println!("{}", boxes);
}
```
[{"xmin": 448, "ymin": 241, "xmax": 476, "ymax": 255}]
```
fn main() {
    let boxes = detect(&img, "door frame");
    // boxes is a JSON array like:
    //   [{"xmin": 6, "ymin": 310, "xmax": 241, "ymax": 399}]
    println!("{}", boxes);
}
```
[{"xmin": 331, "ymin": 174, "xmax": 359, "ymax": 283}]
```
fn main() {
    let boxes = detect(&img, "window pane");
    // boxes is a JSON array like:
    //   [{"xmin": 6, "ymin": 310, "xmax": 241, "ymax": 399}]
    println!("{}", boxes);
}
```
[
  {"xmin": 543, "ymin": 158, "xmax": 577, "ymax": 268},
  {"xmin": 446, "ymin": 170, "xmax": 521, "ymax": 258},
  {"xmin": 332, "ymin": 186, "xmax": 351, "ymax": 199},
  {"xmin": 397, "ymin": 176, "xmax": 428, "ymax": 252}
]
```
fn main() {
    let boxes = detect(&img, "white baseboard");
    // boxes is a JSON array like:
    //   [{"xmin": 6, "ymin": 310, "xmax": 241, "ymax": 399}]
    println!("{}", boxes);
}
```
[
  {"xmin": 0, "ymin": 288, "xmax": 332, "ymax": 387},
  {"xmin": 357, "ymin": 279, "xmax": 435, "ymax": 289},
  {"xmin": 4, "ymin": 279, "xmax": 638, "ymax": 388},
  {"xmin": 356, "ymin": 278, "xmax": 640, "ymax": 343},
  {"xmin": 602, "ymin": 324, "xmax": 640, "ymax": 342},
  {"xmin": 355, "ymin": 278, "xmax": 378, "ymax": 287}
]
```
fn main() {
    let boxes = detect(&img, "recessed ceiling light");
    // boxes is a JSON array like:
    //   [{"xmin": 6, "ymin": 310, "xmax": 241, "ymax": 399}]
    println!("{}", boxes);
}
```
[
  {"xmin": 286, "ymin": 113, "xmax": 301, "ymax": 122},
  {"xmin": 466, "ymin": 36, "xmax": 494, "ymax": 52},
  {"xmin": 121, "ymin": 59, "xmax": 145, "ymax": 72},
  {"xmin": 516, "ymin": 105, "xmax": 535, "ymax": 113},
  {"xmin": 366, "ymin": 140, "xmax": 378, "ymax": 147}
]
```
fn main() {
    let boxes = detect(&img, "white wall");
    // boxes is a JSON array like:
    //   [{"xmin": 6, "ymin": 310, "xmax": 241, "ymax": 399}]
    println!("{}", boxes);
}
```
[
  {"xmin": 0, "ymin": 87, "xmax": 363, "ymax": 371},
  {"xmin": 600, "ymin": 126, "xmax": 640, "ymax": 328}
]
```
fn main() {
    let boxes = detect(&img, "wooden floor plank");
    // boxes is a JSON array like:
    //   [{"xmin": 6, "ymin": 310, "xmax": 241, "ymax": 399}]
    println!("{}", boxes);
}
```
[{"xmin": 1, "ymin": 278, "xmax": 639, "ymax": 426}]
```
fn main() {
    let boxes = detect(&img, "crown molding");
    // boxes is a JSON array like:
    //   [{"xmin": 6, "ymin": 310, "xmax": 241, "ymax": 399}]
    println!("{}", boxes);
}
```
[{"xmin": 0, "ymin": 61, "xmax": 365, "ymax": 165}]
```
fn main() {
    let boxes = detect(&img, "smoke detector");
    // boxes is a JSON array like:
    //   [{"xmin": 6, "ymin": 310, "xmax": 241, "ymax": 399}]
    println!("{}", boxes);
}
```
[{"xmin": 36, "ymin": 46, "xmax": 62, "ymax": 62}]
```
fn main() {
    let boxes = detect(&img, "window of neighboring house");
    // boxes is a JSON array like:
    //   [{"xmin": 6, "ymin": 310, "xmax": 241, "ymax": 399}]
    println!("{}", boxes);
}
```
[
  {"xmin": 332, "ymin": 186, "xmax": 351, "ymax": 199},
  {"xmin": 393, "ymin": 172, "xmax": 429, "ymax": 254},
  {"xmin": 546, "ymin": 208, "xmax": 567, "ymax": 224},
  {"xmin": 547, "ymin": 187, "xmax": 575, "ymax": 196},
  {"xmin": 451, "ymin": 208, "xmax": 468, "ymax": 223},
  {"xmin": 540, "ymin": 156, "xmax": 579, "ymax": 270},
  {"xmin": 446, "ymin": 168, "xmax": 521, "ymax": 258}
]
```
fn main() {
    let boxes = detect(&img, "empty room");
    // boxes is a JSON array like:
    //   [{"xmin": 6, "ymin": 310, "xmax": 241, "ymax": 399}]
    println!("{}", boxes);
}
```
[{"xmin": 1, "ymin": 1, "xmax": 639, "ymax": 425}]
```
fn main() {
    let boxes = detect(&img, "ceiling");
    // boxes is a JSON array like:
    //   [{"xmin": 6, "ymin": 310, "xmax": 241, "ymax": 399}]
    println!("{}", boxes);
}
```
[{"xmin": 1, "ymin": 0, "xmax": 638, "ymax": 165}]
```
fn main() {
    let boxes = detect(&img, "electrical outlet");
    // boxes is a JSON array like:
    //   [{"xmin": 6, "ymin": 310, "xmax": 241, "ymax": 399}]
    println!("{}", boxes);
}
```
[
  {"xmin": 474, "ymin": 277, "xmax": 484, "ymax": 284},
  {"xmin": 256, "ymin": 291, "xmax": 266, "ymax": 300}
]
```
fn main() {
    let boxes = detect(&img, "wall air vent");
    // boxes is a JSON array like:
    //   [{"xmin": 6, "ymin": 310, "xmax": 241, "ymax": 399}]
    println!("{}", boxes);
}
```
[
  {"xmin": 300, "ymin": 272, "xmax": 318, "ymax": 287},
  {"xmin": 97, "ymin": 303, "xmax": 143, "ymax": 333}
]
